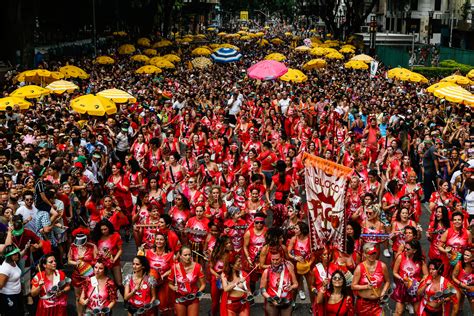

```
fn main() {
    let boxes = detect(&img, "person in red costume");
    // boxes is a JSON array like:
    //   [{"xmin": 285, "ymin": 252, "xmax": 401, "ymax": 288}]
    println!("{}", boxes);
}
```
[
  {"xmin": 79, "ymin": 260, "xmax": 117, "ymax": 314},
  {"xmin": 168, "ymin": 246, "xmax": 206, "ymax": 316},
  {"xmin": 185, "ymin": 203, "xmax": 210, "ymax": 263},
  {"xmin": 452, "ymin": 248, "xmax": 474, "ymax": 313},
  {"xmin": 220, "ymin": 252, "xmax": 252, "ymax": 316},
  {"xmin": 260, "ymin": 250, "xmax": 298, "ymax": 316},
  {"xmin": 158, "ymin": 214, "xmax": 182, "ymax": 254},
  {"xmin": 417, "ymin": 259, "xmax": 460, "ymax": 315},
  {"xmin": 145, "ymin": 232, "xmax": 174, "ymax": 316},
  {"xmin": 243, "ymin": 212, "xmax": 267, "ymax": 290},
  {"xmin": 351, "ymin": 243, "xmax": 391, "ymax": 316},
  {"xmin": 124, "ymin": 256, "xmax": 157, "ymax": 316},
  {"xmin": 316, "ymin": 270, "xmax": 354, "ymax": 316},
  {"xmin": 106, "ymin": 162, "xmax": 133, "ymax": 218},
  {"xmin": 31, "ymin": 254, "xmax": 70, "ymax": 316},
  {"xmin": 67, "ymin": 228, "xmax": 97, "ymax": 316}
]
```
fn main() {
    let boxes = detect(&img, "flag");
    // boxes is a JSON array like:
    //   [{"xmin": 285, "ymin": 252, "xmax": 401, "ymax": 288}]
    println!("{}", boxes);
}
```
[
  {"xmin": 370, "ymin": 60, "xmax": 379, "ymax": 78},
  {"xmin": 303, "ymin": 153, "xmax": 353, "ymax": 251}
]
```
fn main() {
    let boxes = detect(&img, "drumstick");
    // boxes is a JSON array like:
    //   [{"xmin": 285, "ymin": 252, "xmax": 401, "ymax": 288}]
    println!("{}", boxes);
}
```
[
  {"xmin": 244, "ymin": 264, "xmax": 260, "ymax": 278},
  {"xmin": 37, "ymin": 264, "xmax": 48, "ymax": 295},
  {"xmin": 192, "ymin": 250, "xmax": 209, "ymax": 261},
  {"xmin": 365, "ymin": 275, "xmax": 379, "ymax": 296}
]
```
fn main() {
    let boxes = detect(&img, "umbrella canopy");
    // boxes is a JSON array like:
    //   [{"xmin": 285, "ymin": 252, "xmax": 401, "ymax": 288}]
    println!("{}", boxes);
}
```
[
  {"xmin": 191, "ymin": 57, "xmax": 213, "ymax": 69},
  {"xmin": 258, "ymin": 39, "xmax": 269, "ymax": 46},
  {"xmin": 426, "ymin": 81, "xmax": 458, "ymax": 93},
  {"xmin": 217, "ymin": 32, "xmax": 227, "ymax": 37},
  {"xmin": 219, "ymin": 44, "xmax": 240, "ymax": 50},
  {"xmin": 135, "ymin": 65, "xmax": 162, "ymax": 74},
  {"xmin": 280, "ymin": 68, "xmax": 308, "ymax": 83},
  {"xmin": 113, "ymin": 31, "xmax": 127, "ymax": 36},
  {"xmin": 97, "ymin": 88, "xmax": 137, "ymax": 103},
  {"xmin": 0, "ymin": 97, "xmax": 32, "ymax": 110},
  {"xmin": 143, "ymin": 49, "xmax": 157, "ymax": 56},
  {"xmin": 294, "ymin": 46, "xmax": 311, "ymax": 52},
  {"xmin": 247, "ymin": 60, "xmax": 288, "ymax": 80},
  {"xmin": 387, "ymin": 67, "xmax": 428, "ymax": 83},
  {"xmin": 440, "ymin": 75, "xmax": 472, "ymax": 85},
  {"xmin": 70, "ymin": 94, "xmax": 117, "ymax": 116},
  {"xmin": 310, "ymin": 47, "xmax": 328, "ymax": 56},
  {"xmin": 344, "ymin": 60, "xmax": 368, "ymax": 70},
  {"xmin": 137, "ymin": 37, "xmax": 151, "ymax": 47},
  {"xmin": 350, "ymin": 54, "xmax": 374, "ymax": 63},
  {"xmin": 15, "ymin": 69, "xmax": 58, "ymax": 83},
  {"xmin": 163, "ymin": 54, "xmax": 181, "ymax": 63},
  {"xmin": 303, "ymin": 59, "xmax": 326, "ymax": 70},
  {"xmin": 131, "ymin": 54, "xmax": 150, "ymax": 63},
  {"xmin": 118, "ymin": 44, "xmax": 136, "ymax": 55},
  {"xmin": 271, "ymin": 38, "xmax": 284, "ymax": 45},
  {"xmin": 467, "ymin": 69, "xmax": 474, "ymax": 80},
  {"xmin": 191, "ymin": 47, "xmax": 212, "ymax": 56},
  {"xmin": 95, "ymin": 56, "xmax": 115, "ymax": 65},
  {"xmin": 45, "ymin": 80, "xmax": 79, "ymax": 94},
  {"xmin": 340, "ymin": 47, "xmax": 355, "ymax": 54},
  {"xmin": 10, "ymin": 85, "xmax": 51, "ymax": 98},
  {"xmin": 325, "ymin": 52, "xmax": 344, "ymax": 60},
  {"xmin": 149, "ymin": 58, "xmax": 175, "ymax": 69},
  {"xmin": 432, "ymin": 85, "xmax": 474, "ymax": 106},
  {"xmin": 265, "ymin": 53, "xmax": 286, "ymax": 62},
  {"xmin": 59, "ymin": 65, "xmax": 89, "ymax": 79},
  {"xmin": 342, "ymin": 44, "xmax": 356, "ymax": 50},
  {"xmin": 153, "ymin": 40, "xmax": 173, "ymax": 48},
  {"xmin": 211, "ymin": 48, "xmax": 242, "ymax": 63}
]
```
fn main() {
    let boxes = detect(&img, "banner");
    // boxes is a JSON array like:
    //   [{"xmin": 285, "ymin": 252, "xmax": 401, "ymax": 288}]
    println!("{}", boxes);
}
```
[
  {"xmin": 370, "ymin": 60, "xmax": 379, "ymax": 78},
  {"xmin": 303, "ymin": 153, "xmax": 352, "ymax": 251}
]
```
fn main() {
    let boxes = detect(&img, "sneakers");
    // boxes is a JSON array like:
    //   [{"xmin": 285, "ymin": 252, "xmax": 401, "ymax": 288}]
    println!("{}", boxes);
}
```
[
  {"xmin": 298, "ymin": 290, "xmax": 306, "ymax": 300},
  {"xmin": 383, "ymin": 249, "xmax": 391, "ymax": 258}
]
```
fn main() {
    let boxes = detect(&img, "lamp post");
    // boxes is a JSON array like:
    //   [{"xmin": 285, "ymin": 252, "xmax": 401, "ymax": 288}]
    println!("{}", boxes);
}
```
[{"xmin": 427, "ymin": 10, "xmax": 434, "ymax": 44}]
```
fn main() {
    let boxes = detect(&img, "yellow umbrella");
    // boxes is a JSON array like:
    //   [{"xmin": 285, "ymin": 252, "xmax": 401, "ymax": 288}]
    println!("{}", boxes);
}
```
[
  {"xmin": 70, "ymin": 94, "xmax": 117, "ymax": 116},
  {"xmin": 194, "ymin": 34, "xmax": 206, "ymax": 39},
  {"xmin": 342, "ymin": 44, "xmax": 356, "ymax": 50},
  {"xmin": 182, "ymin": 37, "xmax": 194, "ymax": 42},
  {"xmin": 303, "ymin": 59, "xmax": 326, "ymax": 70},
  {"xmin": 97, "ymin": 88, "xmax": 137, "ymax": 103},
  {"xmin": 95, "ymin": 56, "xmax": 115, "ymax": 65},
  {"xmin": 258, "ymin": 39, "xmax": 269, "ymax": 47},
  {"xmin": 467, "ymin": 69, "xmax": 474, "ymax": 80},
  {"xmin": 217, "ymin": 32, "xmax": 227, "ymax": 37},
  {"xmin": 340, "ymin": 47, "xmax": 355, "ymax": 54},
  {"xmin": 240, "ymin": 35, "xmax": 252, "ymax": 41},
  {"xmin": 432, "ymin": 85, "xmax": 474, "ymax": 106},
  {"xmin": 387, "ymin": 67, "xmax": 428, "ymax": 83},
  {"xmin": 441, "ymin": 75, "xmax": 472, "ymax": 85},
  {"xmin": 59, "ymin": 65, "xmax": 89, "ymax": 79},
  {"xmin": 263, "ymin": 26, "xmax": 270, "ymax": 30},
  {"xmin": 135, "ymin": 65, "xmax": 162, "ymax": 74},
  {"xmin": 143, "ymin": 49, "xmax": 157, "ymax": 56},
  {"xmin": 131, "ymin": 54, "xmax": 150, "ymax": 63},
  {"xmin": 44, "ymin": 71, "xmax": 66, "ymax": 84},
  {"xmin": 45, "ymin": 80, "xmax": 79, "ymax": 94},
  {"xmin": 113, "ymin": 31, "xmax": 127, "ymax": 36},
  {"xmin": 0, "ymin": 97, "xmax": 32, "ymax": 110},
  {"xmin": 350, "ymin": 54, "xmax": 374, "ymax": 63},
  {"xmin": 265, "ymin": 53, "xmax": 286, "ymax": 61},
  {"xmin": 271, "ymin": 38, "xmax": 284, "ymax": 45},
  {"xmin": 137, "ymin": 37, "xmax": 151, "ymax": 47},
  {"xmin": 191, "ymin": 57, "xmax": 212, "ymax": 69},
  {"xmin": 207, "ymin": 27, "xmax": 216, "ymax": 31},
  {"xmin": 237, "ymin": 31, "xmax": 247, "ymax": 35},
  {"xmin": 149, "ymin": 58, "xmax": 175, "ymax": 69},
  {"xmin": 344, "ymin": 60, "xmax": 368, "ymax": 70},
  {"xmin": 325, "ymin": 52, "xmax": 344, "ymax": 60},
  {"xmin": 118, "ymin": 44, "xmax": 136, "ymax": 55},
  {"xmin": 162, "ymin": 54, "xmax": 181, "ymax": 63},
  {"xmin": 10, "ymin": 85, "xmax": 51, "ymax": 98},
  {"xmin": 280, "ymin": 68, "xmax": 308, "ymax": 83},
  {"xmin": 15, "ymin": 69, "xmax": 54, "ymax": 83},
  {"xmin": 426, "ymin": 81, "xmax": 458, "ymax": 93},
  {"xmin": 255, "ymin": 32, "xmax": 265, "ymax": 37},
  {"xmin": 309, "ymin": 47, "xmax": 328, "ymax": 56},
  {"xmin": 219, "ymin": 44, "xmax": 239, "ymax": 50},
  {"xmin": 294, "ymin": 46, "xmax": 311, "ymax": 52},
  {"xmin": 153, "ymin": 40, "xmax": 173, "ymax": 48},
  {"xmin": 284, "ymin": 32, "xmax": 292, "ymax": 36},
  {"xmin": 191, "ymin": 47, "xmax": 212, "ymax": 56}
]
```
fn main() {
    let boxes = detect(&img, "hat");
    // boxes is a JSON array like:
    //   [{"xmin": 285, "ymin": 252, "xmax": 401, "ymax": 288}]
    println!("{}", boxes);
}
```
[
  {"xmin": 366, "ymin": 246, "xmax": 377, "ymax": 255},
  {"xmin": 75, "ymin": 156, "xmax": 87, "ymax": 165},
  {"xmin": 74, "ymin": 161, "xmax": 84, "ymax": 169},
  {"xmin": 73, "ymin": 234, "xmax": 87, "ymax": 246},
  {"xmin": 92, "ymin": 153, "xmax": 101, "ymax": 159},
  {"xmin": 121, "ymin": 127, "xmax": 128, "ymax": 132}
]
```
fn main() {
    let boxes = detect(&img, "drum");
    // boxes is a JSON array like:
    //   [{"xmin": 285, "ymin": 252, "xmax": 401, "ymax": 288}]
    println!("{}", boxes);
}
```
[
  {"xmin": 296, "ymin": 261, "xmax": 311, "ymax": 275},
  {"xmin": 78, "ymin": 261, "xmax": 94, "ymax": 277}
]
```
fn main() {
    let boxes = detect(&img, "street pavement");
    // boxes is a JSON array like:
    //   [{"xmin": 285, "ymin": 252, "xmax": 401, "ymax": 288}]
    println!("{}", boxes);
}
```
[{"xmin": 60, "ymin": 203, "xmax": 470, "ymax": 315}]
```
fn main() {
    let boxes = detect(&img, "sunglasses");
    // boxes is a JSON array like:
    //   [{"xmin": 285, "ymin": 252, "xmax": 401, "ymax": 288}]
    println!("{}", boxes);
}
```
[
  {"xmin": 255, "ymin": 221, "xmax": 264, "ymax": 224},
  {"xmin": 332, "ymin": 276, "xmax": 343, "ymax": 281},
  {"xmin": 188, "ymin": 181, "xmax": 195, "ymax": 184},
  {"xmin": 404, "ymin": 248, "xmax": 412, "ymax": 251}
]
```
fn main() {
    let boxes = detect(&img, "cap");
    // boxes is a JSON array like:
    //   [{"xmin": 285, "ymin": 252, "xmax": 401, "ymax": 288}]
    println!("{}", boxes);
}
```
[{"xmin": 73, "ymin": 234, "xmax": 87, "ymax": 246}]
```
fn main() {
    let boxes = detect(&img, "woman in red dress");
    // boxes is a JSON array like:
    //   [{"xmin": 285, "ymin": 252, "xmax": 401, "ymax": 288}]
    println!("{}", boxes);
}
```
[
  {"xmin": 106, "ymin": 162, "xmax": 133, "ymax": 217},
  {"xmin": 429, "ymin": 180, "xmax": 459, "ymax": 216},
  {"xmin": 392, "ymin": 240, "xmax": 428, "ymax": 315},
  {"xmin": 439, "ymin": 211, "xmax": 472, "ymax": 277},
  {"xmin": 168, "ymin": 246, "xmax": 206, "ymax": 316},
  {"xmin": 79, "ymin": 260, "xmax": 117, "ymax": 314},
  {"xmin": 427, "ymin": 206, "xmax": 451, "ymax": 261},
  {"xmin": 452, "ymin": 248, "xmax": 474, "ymax": 313},
  {"xmin": 185, "ymin": 203, "xmax": 210, "ymax": 263},
  {"xmin": 398, "ymin": 171, "xmax": 423, "ymax": 221},
  {"xmin": 92, "ymin": 219, "xmax": 124, "ymax": 295},
  {"xmin": 31, "ymin": 254, "xmax": 70, "ymax": 316},
  {"xmin": 267, "ymin": 160, "xmax": 293, "ymax": 205},
  {"xmin": 206, "ymin": 185, "xmax": 227, "ymax": 222},
  {"xmin": 316, "ymin": 270, "xmax": 354, "ymax": 316},
  {"xmin": 146, "ymin": 232, "xmax": 174, "ymax": 316},
  {"xmin": 220, "ymin": 252, "xmax": 251, "ymax": 316},
  {"xmin": 67, "ymin": 228, "xmax": 98, "ymax": 316},
  {"xmin": 209, "ymin": 236, "xmax": 233, "ymax": 316},
  {"xmin": 124, "ymin": 256, "xmax": 158, "ymax": 316},
  {"xmin": 140, "ymin": 204, "xmax": 161, "ymax": 249},
  {"xmin": 130, "ymin": 133, "xmax": 149, "ymax": 169},
  {"xmin": 391, "ymin": 207, "xmax": 418, "ymax": 254},
  {"xmin": 168, "ymin": 192, "xmax": 191, "ymax": 239}
]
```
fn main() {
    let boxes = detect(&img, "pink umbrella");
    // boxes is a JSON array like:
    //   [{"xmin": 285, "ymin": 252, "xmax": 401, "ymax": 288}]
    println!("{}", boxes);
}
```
[{"xmin": 247, "ymin": 60, "xmax": 288, "ymax": 80}]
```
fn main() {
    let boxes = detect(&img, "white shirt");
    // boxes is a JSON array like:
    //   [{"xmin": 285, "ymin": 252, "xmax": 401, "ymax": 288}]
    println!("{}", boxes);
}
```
[
  {"xmin": 466, "ymin": 190, "xmax": 474, "ymax": 216},
  {"xmin": 15, "ymin": 205, "xmax": 38, "ymax": 231},
  {"xmin": 0, "ymin": 261, "xmax": 22, "ymax": 295},
  {"xmin": 278, "ymin": 98, "xmax": 290, "ymax": 115},
  {"xmin": 228, "ymin": 97, "xmax": 242, "ymax": 116}
]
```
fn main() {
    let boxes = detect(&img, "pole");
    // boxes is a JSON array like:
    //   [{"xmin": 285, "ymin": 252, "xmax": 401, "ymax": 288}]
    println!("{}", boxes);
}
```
[
  {"xmin": 449, "ymin": 11, "xmax": 454, "ymax": 47},
  {"xmin": 92, "ymin": 0, "xmax": 97, "ymax": 57}
]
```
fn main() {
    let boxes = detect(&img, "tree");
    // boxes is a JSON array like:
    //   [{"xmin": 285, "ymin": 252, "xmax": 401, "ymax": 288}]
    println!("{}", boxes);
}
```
[{"xmin": 297, "ymin": 0, "xmax": 378, "ymax": 38}]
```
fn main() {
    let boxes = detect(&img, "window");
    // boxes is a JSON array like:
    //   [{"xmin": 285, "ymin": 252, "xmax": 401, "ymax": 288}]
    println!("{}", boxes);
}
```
[{"xmin": 435, "ymin": 0, "xmax": 441, "ymax": 11}]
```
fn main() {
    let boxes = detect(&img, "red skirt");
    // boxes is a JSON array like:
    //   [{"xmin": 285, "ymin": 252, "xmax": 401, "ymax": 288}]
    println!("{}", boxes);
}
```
[
  {"xmin": 36, "ymin": 303, "xmax": 67, "ymax": 316},
  {"xmin": 355, "ymin": 297, "xmax": 383, "ymax": 316},
  {"xmin": 391, "ymin": 278, "xmax": 421, "ymax": 304}
]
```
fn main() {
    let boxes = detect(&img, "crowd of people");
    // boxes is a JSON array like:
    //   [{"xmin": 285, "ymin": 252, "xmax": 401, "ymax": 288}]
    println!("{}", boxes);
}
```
[{"xmin": 0, "ymin": 28, "xmax": 473, "ymax": 316}]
